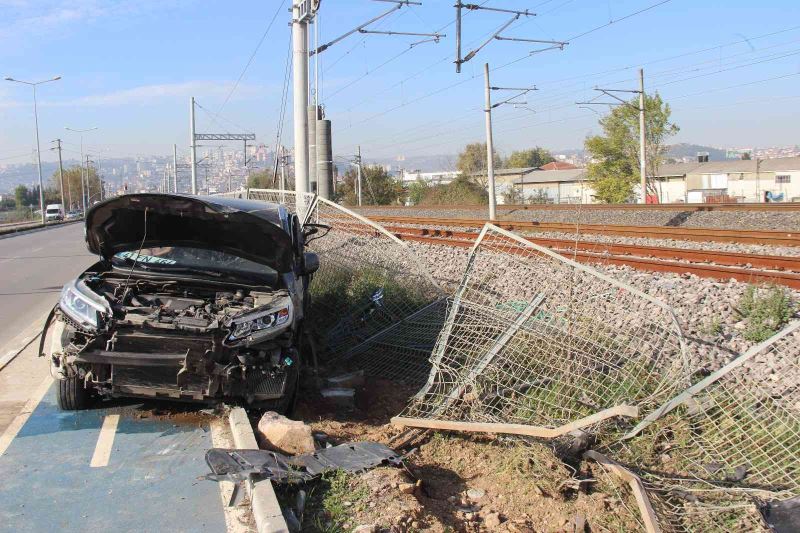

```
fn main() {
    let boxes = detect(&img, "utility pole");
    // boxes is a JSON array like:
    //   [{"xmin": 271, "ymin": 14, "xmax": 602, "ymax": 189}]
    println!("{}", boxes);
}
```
[
  {"xmin": 292, "ymin": 1, "xmax": 310, "ymax": 201},
  {"xmin": 484, "ymin": 63, "xmax": 497, "ymax": 220},
  {"xmin": 577, "ymin": 69, "xmax": 648, "ymax": 203},
  {"xmin": 173, "ymin": 144, "xmax": 179, "ymax": 193},
  {"xmin": 356, "ymin": 146, "xmax": 363, "ymax": 207},
  {"xmin": 65, "ymin": 127, "xmax": 97, "ymax": 212},
  {"xmin": 455, "ymin": 2, "xmax": 462, "ymax": 73},
  {"xmin": 51, "ymin": 139, "xmax": 66, "ymax": 210},
  {"xmin": 638, "ymin": 68, "xmax": 647, "ymax": 203},
  {"xmin": 190, "ymin": 96, "xmax": 198, "ymax": 194}
]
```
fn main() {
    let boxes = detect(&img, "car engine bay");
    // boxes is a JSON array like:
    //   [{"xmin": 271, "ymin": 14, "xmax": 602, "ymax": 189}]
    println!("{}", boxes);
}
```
[{"xmin": 53, "ymin": 274, "xmax": 299, "ymax": 405}]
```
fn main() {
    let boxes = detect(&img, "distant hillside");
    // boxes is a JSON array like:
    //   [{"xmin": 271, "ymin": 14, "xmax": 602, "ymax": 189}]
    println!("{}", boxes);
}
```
[{"xmin": 667, "ymin": 143, "xmax": 727, "ymax": 161}]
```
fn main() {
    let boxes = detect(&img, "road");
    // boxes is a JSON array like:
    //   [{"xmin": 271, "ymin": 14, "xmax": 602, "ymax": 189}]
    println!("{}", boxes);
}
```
[
  {"xmin": 0, "ymin": 225, "xmax": 248, "ymax": 532},
  {"xmin": 0, "ymin": 223, "xmax": 92, "ymax": 349}
]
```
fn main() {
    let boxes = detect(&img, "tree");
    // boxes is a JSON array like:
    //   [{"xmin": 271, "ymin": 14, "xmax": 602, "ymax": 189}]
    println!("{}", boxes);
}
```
[
  {"xmin": 50, "ymin": 165, "xmax": 103, "ymax": 210},
  {"xmin": 247, "ymin": 169, "xmax": 276, "ymax": 189},
  {"xmin": 584, "ymin": 92, "xmax": 678, "ymax": 203},
  {"xmin": 456, "ymin": 142, "xmax": 501, "ymax": 187},
  {"xmin": 506, "ymin": 147, "xmax": 554, "ymax": 169},
  {"xmin": 14, "ymin": 185, "xmax": 30, "ymax": 209},
  {"xmin": 335, "ymin": 165, "xmax": 403, "ymax": 206},
  {"xmin": 418, "ymin": 175, "xmax": 488, "ymax": 206},
  {"xmin": 502, "ymin": 185, "xmax": 524, "ymax": 204},
  {"xmin": 406, "ymin": 179, "xmax": 429, "ymax": 206}
]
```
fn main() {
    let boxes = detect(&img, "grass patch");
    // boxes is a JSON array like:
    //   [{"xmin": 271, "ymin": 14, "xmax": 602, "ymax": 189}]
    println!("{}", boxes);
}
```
[
  {"xmin": 736, "ymin": 284, "xmax": 794, "ymax": 342},
  {"xmin": 302, "ymin": 470, "xmax": 370, "ymax": 533}
]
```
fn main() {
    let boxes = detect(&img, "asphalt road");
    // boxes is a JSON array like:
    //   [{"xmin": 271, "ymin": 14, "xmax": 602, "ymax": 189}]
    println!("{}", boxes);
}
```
[
  {"xmin": 0, "ymin": 223, "xmax": 94, "ymax": 348},
  {"xmin": 0, "ymin": 224, "xmax": 243, "ymax": 532}
]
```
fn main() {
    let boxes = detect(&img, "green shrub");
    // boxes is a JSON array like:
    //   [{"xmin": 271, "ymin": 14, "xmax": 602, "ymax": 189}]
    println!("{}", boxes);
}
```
[{"xmin": 737, "ymin": 285, "xmax": 795, "ymax": 342}]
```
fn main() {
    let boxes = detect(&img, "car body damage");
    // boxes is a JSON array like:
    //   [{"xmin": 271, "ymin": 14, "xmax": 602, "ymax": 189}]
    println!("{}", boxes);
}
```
[{"xmin": 44, "ymin": 194, "xmax": 321, "ymax": 410}]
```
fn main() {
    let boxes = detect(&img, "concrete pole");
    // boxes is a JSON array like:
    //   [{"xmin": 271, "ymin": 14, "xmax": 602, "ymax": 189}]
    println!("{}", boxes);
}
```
[
  {"xmin": 79, "ymin": 135, "xmax": 86, "ymax": 213},
  {"xmin": 484, "ymin": 63, "xmax": 497, "ymax": 220},
  {"xmin": 357, "ymin": 145, "xmax": 362, "ymax": 206},
  {"xmin": 639, "ymin": 68, "xmax": 647, "ymax": 204},
  {"xmin": 190, "ymin": 96, "xmax": 198, "ymax": 194},
  {"xmin": 308, "ymin": 105, "xmax": 318, "ymax": 193},
  {"xmin": 316, "ymin": 119, "xmax": 332, "ymax": 199},
  {"xmin": 54, "ymin": 140, "xmax": 66, "ymax": 210},
  {"xmin": 455, "ymin": 2, "xmax": 462, "ymax": 74},
  {"xmin": 292, "ymin": 2, "xmax": 310, "ymax": 203},
  {"xmin": 173, "ymin": 144, "xmax": 178, "ymax": 193},
  {"xmin": 32, "ymin": 85, "xmax": 46, "ymax": 224}
]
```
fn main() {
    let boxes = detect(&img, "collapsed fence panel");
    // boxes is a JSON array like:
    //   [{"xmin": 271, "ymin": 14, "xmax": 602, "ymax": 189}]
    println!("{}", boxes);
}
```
[
  {"xmin": 599, "ymin": 320, "xmax": 800, "ymax": 532},
  {"xmin": 246, "ymin": 190, "xmax": 446, "ymax": 385},
  {"xmin": 398, "ymin": 224, "xmax": 689, "ymax": 436}
]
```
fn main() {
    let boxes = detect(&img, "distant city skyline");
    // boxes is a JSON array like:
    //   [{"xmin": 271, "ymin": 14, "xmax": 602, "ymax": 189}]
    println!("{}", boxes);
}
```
[{"xmin": 1, "ymin": 1, "xmax": 799, "ymax": 166}]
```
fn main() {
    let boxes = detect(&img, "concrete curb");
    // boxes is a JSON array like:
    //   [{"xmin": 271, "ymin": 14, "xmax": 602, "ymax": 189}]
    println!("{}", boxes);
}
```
[{"xmin": 228, "ymin": 407, "xmax": 290, "ymax": 533}]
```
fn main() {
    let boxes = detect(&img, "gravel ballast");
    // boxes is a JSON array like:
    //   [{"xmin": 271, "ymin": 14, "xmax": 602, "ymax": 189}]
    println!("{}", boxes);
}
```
[{"xmin": 354, "ymin": 205, "xmax": 800, "ymax": 232}]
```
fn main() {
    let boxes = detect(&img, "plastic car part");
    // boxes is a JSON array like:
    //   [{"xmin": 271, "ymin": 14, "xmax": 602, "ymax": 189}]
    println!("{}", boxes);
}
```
[{"xmin": 205, "ymin": 441, "xmax": 403, "ymax": 484}]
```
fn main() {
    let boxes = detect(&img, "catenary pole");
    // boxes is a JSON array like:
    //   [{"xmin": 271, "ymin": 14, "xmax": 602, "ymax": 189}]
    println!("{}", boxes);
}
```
[
  {"xmin": 292, "ymin": 1, "xmax": 310, "ymax": 205},
  {"xmin": 173, "ymin": 144, "xmax": 178, "ymax": 193},
  {"xmin": 484, "ymin": 63, "xmax": 497, "ymax": 220},
  {"xmin": 190, "ymin": 96, "xmax": 198, "ymax": 194},
  {"xmin": 52, "ymin": 139, "xmax": 66, "ymax": 210},
  {"xmin": 639, "ymin": 68, "xmax": 647, "ymax": 204},
  {"xmin": 357, "ymin": 145, "xmax": 362, "ymax": 207}
]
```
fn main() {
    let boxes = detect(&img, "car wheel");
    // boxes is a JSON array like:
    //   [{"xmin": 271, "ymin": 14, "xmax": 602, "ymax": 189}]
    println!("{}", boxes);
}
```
[{"xmin": 56, "ymin": 376, "xmax": 93, "ymax": 410}]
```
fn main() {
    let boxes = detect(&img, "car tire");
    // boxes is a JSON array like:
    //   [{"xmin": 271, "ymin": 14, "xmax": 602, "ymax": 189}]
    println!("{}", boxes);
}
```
[{"xmin": 56, "ymin": 376, "xmax": 93, "ymax": 410}]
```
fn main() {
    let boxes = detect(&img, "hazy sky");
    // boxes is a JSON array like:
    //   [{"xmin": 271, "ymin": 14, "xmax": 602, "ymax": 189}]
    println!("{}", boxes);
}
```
[{"xmin": 1, "ymin": 0, "xmax": 799, "ymax": 166}]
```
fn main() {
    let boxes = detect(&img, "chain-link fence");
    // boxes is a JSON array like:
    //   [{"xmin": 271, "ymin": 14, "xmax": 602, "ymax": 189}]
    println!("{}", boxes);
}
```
[
  {"xmin": 397, "ymin": 224, "xmax": 689, "ymax": 436},
  {"xmin": 246, "ymin": 189, "xmax": 446, "ymax": 385}
]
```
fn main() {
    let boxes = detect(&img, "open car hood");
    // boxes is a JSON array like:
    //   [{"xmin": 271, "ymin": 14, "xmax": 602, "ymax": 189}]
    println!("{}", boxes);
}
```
[{"xmin": 85, "ymin": 194, "xmax": 294, "ymax": 273}]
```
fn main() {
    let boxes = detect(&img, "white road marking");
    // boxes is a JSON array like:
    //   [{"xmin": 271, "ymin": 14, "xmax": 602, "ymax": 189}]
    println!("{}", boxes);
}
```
[
  {"xmin": 0, "ymin": 375, "xmax": 53, "ymax": 457},
  {"xmin": 90, "ymin": 414, "xmax": 120, "ymax": 468},
  {"xmin": 210, "ymin": 418, "xmax": 252, "ymax": 533}
]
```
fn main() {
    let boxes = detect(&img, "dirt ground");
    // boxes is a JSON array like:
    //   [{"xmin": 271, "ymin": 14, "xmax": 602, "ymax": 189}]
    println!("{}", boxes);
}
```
[{"xmin": 282, "ymin": 378, "xmax": 643, "ymax": 533}]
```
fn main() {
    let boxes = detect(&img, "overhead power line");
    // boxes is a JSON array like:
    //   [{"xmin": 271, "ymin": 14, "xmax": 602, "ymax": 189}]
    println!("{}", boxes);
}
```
[{"xmin": 218, "ymin": 0, "xmax": 287, "ymax": 115}]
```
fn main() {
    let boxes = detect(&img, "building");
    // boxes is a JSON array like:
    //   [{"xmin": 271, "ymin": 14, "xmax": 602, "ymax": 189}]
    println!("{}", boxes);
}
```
[
  {"xmin": 654, "ymin": 156, "xmax": 800, "ymax": 203},
  {"xmin": 401, "ymin": 170, "xmax": 461, "ymax": 185},
  {"xmin": 512, "ymin": 168, "xmax": 590, "ymax": 204}
]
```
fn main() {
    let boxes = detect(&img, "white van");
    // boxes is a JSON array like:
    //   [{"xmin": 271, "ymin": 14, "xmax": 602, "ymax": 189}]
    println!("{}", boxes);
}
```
[{"xmin": 45, "ymin": 204, "xmax": 64, "ymax": 222}]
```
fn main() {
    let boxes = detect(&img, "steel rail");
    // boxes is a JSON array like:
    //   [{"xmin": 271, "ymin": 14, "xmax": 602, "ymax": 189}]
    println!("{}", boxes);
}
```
[
  {"xmin": 379, "ymin": 229, "xmax": 800, "ymax": 290},
  {"xmin": 381, "ymin": 225, "xmax": 800, "ymax": 272},
  {"xmin": 356, "ymin": 202, "xmax": 800, "ymax": 211},
  {"xmin": 366, "ymin": 215, "xmax": 800, "ymax": 246}
]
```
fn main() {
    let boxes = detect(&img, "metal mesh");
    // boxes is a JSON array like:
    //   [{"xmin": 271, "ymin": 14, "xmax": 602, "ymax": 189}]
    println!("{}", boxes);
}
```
[
  {"xmin": 400, "ymin": 224, "xmax": 689, "ymax": 434},
  {"xmin": 245, "ymin": 190, "xmax": 446, "ymax": 384},
  {"xmin": 595, "ymin": 321, "xmax": 800, "ymax": 532}
]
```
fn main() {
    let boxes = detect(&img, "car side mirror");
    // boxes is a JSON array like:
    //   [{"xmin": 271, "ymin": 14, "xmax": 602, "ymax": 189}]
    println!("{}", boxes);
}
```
[{"xmin": 302, "ymin": 252, "xmax": 320, "ymax": 275}]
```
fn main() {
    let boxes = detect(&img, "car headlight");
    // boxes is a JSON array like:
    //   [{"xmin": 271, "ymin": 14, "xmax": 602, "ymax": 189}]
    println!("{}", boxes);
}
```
[
  {"xmin": 59, "ymin": 279, "xmax": 110, "ymax": 330},
  {"xmin": 227, "ymin": 301, "xmax": 293, "ymax": 342}
]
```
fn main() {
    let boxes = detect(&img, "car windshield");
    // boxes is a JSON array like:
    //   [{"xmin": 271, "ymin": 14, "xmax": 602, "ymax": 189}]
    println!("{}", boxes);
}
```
[
  {"xmin": 111, "ymin": 246, "xmax": 278, "ymax": 283},
  {"xmin": 46, "ymin": 208, "xmax": 59, "ymax": 213}
]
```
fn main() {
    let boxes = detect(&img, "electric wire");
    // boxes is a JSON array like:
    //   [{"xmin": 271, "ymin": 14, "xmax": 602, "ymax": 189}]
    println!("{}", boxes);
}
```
[{"xmin": 218, "ymin": 0, "xmax": 287, "ymax": 115}]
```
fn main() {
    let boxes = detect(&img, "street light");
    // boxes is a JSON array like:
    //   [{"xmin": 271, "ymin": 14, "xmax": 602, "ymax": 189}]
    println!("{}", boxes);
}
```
[
  {"xmin": 65, "ymin": 126, "xmax": 98, "ymax": 213},
  {"xmin": 5, "ymin": 75, "xmax": 62, "ymax": 224}
]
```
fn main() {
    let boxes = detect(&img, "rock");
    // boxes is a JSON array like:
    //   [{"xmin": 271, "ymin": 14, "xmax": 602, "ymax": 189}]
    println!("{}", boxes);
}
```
[
  {"xmin": 353, "ymin": 525, "xmax": 378, "ymax": 533},
  {"xmin": 466, "ymin": 488, "xmax": 486, "ymax": 500},
  {"xmin": 256, "ymin": 411, "xmax": 315, "ymax": 455},
  {"xmin": 484, "ymin": 512, "xmax": 503, "ymax": 529},
  {"xmin": 320, "ymin": 387, "xmax": 356, "ymax": 409},
  {"xmin": 326, "ymin": 370, "xmax": 365, "ymax": 389},
  {"xmin": 398, "ymin": 482, "xmax": 416, "ymax": 494}
]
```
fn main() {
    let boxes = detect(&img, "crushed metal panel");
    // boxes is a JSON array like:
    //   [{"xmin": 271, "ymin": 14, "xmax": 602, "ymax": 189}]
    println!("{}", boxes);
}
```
[
  {"xmin": 205, "ymin": 441, "xmax": 403, "ymax": 483},
  {"xmin": 401, "ymin": 223, "xmax": 689, "ymax": 435},
  {"xmin": 246, "ymin": 190, "xmax": 446, "ymax": 384}
]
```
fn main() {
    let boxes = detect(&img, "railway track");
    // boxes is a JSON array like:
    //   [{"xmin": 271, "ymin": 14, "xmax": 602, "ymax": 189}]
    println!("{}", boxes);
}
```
[
  {"xmin": 360, "ymin": 202, "xmax": 800, "ymax": 212},
  {"xmin": 375, "ymin": 223, "xmax": 800, "ymax": 290},
  {"xmin": 367, "ymin": 215, "xmax": 800, "ymax": 246}
]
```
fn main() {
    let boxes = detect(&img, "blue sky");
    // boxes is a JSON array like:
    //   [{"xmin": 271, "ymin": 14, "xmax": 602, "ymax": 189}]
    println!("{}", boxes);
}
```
[{"xmin": 1, "ymin": 0, "xmax": 799, "ymax": 166}]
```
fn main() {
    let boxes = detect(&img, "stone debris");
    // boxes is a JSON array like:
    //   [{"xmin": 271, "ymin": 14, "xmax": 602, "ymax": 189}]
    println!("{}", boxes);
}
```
[{"xmin": 255, "ymin": 411, "xmax": 315, "ymax": 455}]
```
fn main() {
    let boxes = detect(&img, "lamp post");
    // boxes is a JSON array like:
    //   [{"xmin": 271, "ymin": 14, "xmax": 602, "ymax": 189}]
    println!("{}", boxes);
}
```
[
  {"xmin": 5, "ymin": 75, "xmax": 61, "ymax": 224},
  {"xmin": 65, "ymin": 126, "xmax": 98, "ymax": 213}
]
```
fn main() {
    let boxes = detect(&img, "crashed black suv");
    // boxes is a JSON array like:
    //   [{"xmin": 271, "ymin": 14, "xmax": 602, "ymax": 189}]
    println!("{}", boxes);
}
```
[{"xmin": 44, "ymin": 194, "xmax": 320, "ymax": 411}]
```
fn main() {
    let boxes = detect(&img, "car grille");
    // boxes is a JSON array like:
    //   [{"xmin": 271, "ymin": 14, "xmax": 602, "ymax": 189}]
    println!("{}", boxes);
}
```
[{"xmin": 246, "ymin": 371, "xmax": 288, "ymax": 399}]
